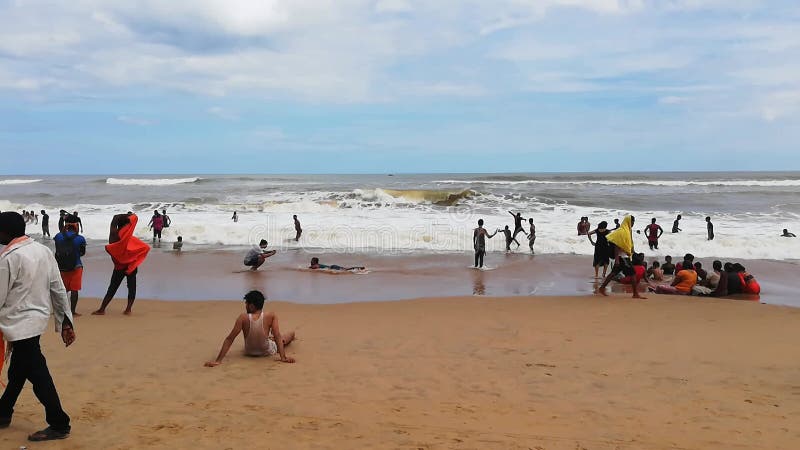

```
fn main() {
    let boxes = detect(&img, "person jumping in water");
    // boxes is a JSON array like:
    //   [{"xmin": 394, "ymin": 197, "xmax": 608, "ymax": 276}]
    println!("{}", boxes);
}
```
[
  {"xmin": 473, "ymin": 219, "xmax": 497, "ymax": 268},
  {"xmin": 508, "ymin": 211, "xmax": 528, "ymax": 241},
  {"xmin": 644, "ymin": 218, "xmax": 663, "ymax": 250},
  {"xmin": 309, "ymin": 257, "xmax": 364, "ymax": 272}
]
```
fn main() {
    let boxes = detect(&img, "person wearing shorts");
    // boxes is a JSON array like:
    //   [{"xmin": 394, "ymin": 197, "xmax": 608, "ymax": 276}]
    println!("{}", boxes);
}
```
[{"xmin": 53, "ymin": 217, "xmax": 86, "ymax": 316}]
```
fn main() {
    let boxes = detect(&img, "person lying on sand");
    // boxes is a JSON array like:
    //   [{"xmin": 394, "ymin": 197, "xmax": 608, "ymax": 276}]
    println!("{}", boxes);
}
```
[
  {"xmin": 205, "ymin": 290, "xmax": 295, "ymax": 366},
  {"xmin": 309, "ymin": 257, "xmax": 365, "ymax": 272}
]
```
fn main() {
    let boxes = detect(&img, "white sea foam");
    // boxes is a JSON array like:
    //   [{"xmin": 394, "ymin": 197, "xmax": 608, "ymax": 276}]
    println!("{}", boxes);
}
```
[
  {"xmin": 0, "ymin": 179, "xmax": 42, "ymax": 185},
  {"xmin": 106, "ymin": 177, "xmax": 200, "ymax": 186},
  {"xmin": 434, "ymin": 179, "xmax": 800, "ymax": 187}
]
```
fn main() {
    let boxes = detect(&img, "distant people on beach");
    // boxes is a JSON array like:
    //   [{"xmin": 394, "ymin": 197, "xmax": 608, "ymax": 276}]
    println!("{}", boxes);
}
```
[
  {"xmin": 40, "ymin": 209, "xmax": 50, "ymax": 237},
  {"xmin": 72, "ymin": 211, "xmax": 83, "ymax": 233},
  {"xmin": 672, "ymin": 214, "xmax": 682, "ymax": 233},
  {"xmin": 148, "ymin": 210, "xmax": 164, "ymax": 243},
  {"xmin": 294, "ymin": 215, "xmax": 302, "ymax": 241},
  {"xmin": 93, "ymin": 213, "xmax": 150, "ymax": 316},
  {"xmin": 577, "ymin": 217, "xmax": 590, "ymax": 235},
  {"xmin": 644, "ymin": 218, "xmax": 663, "ymax": 250},
  {"xmin": 597, "ymin": 215, "xmax": 645, "ymax": 298},
  {"xmin": 205, "ymin": 290, "xmax": 295, "ymax": 367},
  {"xmin": 309, "ymin": 257, "xmax": 365, "ymax": 272},
  {"xmin": 473, "ymin": 219, "xmax": 496, "ymax": 268},
  {"xmin": 244, "ymin": 239, "xmax": 276, "ymax": 271},
  {"xmin": 53, "ymin": 215, "xmax": 87, "ymax": 316},
  {"xmin": 500, "ymin": 225, "xmax": 520, "ymax": 252},
  {"xmin": 508, "ymin": 211, "xmax": 528, "ymax": 240},
  {"xmin": 527, "ymin": 218, "xmax": 536, "ymax": 254},
  {"xmin": 0, "ymin": 211, "xmax": 75, "ymax": 442},
  {"xmin": 232, "ymin": 211, "xmax": 238, "ymax": 223},
  {"xmin": 782, "ymin": 229, "xmax": 796, "ymax": 237},
  {"xmin": 587, "ymin": 221, "xmax": 611, "ymax": 278},
  {"xmin": 706, "ymin": 216, "xmax": 714, "ymax": 240},
  {"xmin": 173, "ymin": 236, "xmax": 183, "ymax": 251},
  {"xmin": 162, "ymin": 209, "xmax": 171, "ymax": 228},
  {"xmin": 661, "ymin": 255, "xmax": 675, "ymax": 275}
]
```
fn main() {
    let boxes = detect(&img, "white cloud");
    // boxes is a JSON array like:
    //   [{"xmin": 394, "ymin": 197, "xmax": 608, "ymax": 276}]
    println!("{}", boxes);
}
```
[{"xmin": 207, "ymin": 106, "xmax": 239, "ymax": 120}]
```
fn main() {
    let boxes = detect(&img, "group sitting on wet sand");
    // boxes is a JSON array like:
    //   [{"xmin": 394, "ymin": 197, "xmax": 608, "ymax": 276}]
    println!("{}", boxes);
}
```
[{"xmin": 589, "ymin": 215, "xmax": 761, "ymax": 299}]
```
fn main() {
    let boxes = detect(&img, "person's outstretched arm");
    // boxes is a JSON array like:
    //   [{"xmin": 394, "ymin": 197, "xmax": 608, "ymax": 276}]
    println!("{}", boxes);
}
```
[
  {"xmin": 109, "ymin": 214, "xmax": 127, "ymax": 244},
  {"xmin": 587, "ymin": 229, "xmax": 597, "ymax": 245},
  {"xmin": 269, "ymin": 315, "xmax": 295, "ymax": 363},
  {"xmin": 205, "ymin": 315, "xmax": 244, "ymax": 367}
]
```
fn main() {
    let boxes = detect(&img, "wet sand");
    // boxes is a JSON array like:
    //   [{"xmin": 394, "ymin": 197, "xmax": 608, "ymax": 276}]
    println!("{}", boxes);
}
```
[
  {"xmin": 2, "ymin": 296, "xmax": 798, "ymax": 449},
  {"xmin": 73, "ymin": 244, "xmax": 798, "ymax": 306}
]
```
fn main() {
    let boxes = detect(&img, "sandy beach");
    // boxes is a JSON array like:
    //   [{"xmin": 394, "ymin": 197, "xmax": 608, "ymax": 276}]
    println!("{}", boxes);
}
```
[{"xmin": 0, "ymin": 295, "xmax": 797, "ymax": 449}]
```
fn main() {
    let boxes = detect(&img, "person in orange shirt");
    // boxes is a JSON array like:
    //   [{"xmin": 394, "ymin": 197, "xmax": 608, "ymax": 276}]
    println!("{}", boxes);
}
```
[{"xmin": 654, "ymin": 260, "xmax": 697, "ymax": 295}]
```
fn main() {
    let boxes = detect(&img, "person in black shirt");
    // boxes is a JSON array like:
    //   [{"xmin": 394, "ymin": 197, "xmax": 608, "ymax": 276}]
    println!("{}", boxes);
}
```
[
  {"xmin": 706, "ymin": 216, "xmax": 714, "ymax": 240},
  {"xmin": 40, "ymin": 210, "xmax": 50, "ymax": 237},
  {"xmin": 672, "ymin": 214, "xmax": 682, "ymax": 233}
]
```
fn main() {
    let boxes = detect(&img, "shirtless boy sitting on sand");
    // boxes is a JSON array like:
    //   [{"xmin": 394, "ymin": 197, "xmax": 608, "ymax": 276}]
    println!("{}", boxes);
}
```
[{"xmin": 205, "ymin": 290, "xmax": 295, "ymax": 366}]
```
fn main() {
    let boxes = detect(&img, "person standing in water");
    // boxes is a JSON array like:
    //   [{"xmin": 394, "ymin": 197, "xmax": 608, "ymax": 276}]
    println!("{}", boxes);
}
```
[
  {"xmin": 72, "ymin": 212, "xmax": 83, "ymax": 233},
  {"xmin": 508, "ymin": 211, "xmax": 528, "ymax": 241},
  {"xmin": 293, "ymin": 215, "xmax": 302, "ymax": 241},
  {"xmin": 40, "ymin": 209, "xmax": 50, "ymax": 238},
  {"xmin": 473, "ymin": 219, "xmax": 497, "ymax": 268},
  {"xmin": 148, "ymin": 210, "xmax": 164, "ymax": 243},
  {"xmin": 587, "ymin": 221, "xmax": 611, "ymax": 278},
  {"xmin": 53, "ymin": 215, "xmax": 87, "ymax": 316},
  {"xmin": 672, "ymin": 214, "xmax": 682, "ymax": 233},
  {"xmin": 527, "ymin": 218, "xmax": 536, "ymax": 254},
  {"xmin": 706, "ymin": 216, "xmax": 714, "ymax": 241},
  {"xmin": 232, "ymin": 211, "xmax": 238, "ymax": 223},
  {"xmin": 161, "ymin": 209, "xmax": 171, "ymax": 228},
  {"xmin": 644, "ymin": 218, "xmax": 663, "ymax": 250}
]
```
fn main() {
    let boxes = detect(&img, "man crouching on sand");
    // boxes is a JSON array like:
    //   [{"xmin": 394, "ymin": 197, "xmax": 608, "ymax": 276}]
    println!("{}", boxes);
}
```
[{"xmin": 205, "ymin": 290, "xmax": 296, "ymax": 366}]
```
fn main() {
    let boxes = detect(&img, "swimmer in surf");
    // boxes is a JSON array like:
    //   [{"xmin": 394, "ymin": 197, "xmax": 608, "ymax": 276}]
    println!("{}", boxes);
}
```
[{"xmin": 309, "ymin": 257, "xmax": 364, "ymax": 272}]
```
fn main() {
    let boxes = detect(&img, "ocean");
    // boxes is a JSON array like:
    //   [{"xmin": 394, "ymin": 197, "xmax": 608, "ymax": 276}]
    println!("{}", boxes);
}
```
[{"xmin": 2, "ymin": 172, "xmax": 799, "ymax": 261}]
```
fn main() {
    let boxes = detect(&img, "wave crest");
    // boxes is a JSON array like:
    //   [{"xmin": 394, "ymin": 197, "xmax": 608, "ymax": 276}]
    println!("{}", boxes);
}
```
[
  {"xmin": 434, "ymin": 179, "xmax": 800, "ymax": 187},
  {"xmin": 0, "ymin": 179, "xmax": 42, "ymax": 185},
  {"xmin": 106, "ymin": 177, "xmax": 200, "ymax": 186}
]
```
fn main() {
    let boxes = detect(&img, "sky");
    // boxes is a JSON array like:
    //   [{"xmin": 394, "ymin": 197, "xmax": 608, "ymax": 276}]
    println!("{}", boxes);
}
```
[{"xmin": 1, "ymin": 0, "xmax": 799, "ymax": 174}]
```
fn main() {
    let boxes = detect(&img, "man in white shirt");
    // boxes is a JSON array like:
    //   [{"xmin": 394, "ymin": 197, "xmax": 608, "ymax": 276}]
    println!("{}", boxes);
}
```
[{"xmin": 0, "ymin": 212, "xmax": 75, "ymax": 442}]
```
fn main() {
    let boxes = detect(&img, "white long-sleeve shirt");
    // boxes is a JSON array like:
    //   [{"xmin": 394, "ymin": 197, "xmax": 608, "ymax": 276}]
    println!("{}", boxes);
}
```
[{"xmin": 0, "ymin": 236, "xmax": 73, "ymax": 342}]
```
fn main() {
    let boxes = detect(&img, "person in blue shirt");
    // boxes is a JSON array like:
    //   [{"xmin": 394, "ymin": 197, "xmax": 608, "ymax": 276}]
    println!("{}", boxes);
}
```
[{"xmin": 53, "ymin": 215, "xmax": 87, "ymax": 315}]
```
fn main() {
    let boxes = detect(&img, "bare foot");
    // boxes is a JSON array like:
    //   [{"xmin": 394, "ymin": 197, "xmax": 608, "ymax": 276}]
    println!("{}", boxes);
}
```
[
  {"xmin": 72, "ymin": 312, "xmax": 82, "ymax": 317},
  {"xmin": 123, "ymin": 309, "xmax": 133, "ymax": 315},
  {"xmin": 633, "ymin": 295, "xmax": 648, "ymax": 299},
  {"xmin": 596, "ymin": 289, "xmax": 609, "ymax": 296},
  {"xmin": 91, "ymin": 310, "xmax": 105, "ymax": 315}
]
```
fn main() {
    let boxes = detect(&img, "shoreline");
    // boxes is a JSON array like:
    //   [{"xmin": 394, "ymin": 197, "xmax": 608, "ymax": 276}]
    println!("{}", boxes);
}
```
[
  {"xmin": 64, "ymin": 240, "xmax": 799, "ymax": 308},
  {"xmin": 3, "ymin": 295, "xmax": 797, "ymax": 449}
]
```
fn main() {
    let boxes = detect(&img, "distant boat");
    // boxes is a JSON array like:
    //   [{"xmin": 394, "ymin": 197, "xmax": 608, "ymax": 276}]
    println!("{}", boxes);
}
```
[{"xmin": 388, "ymin": 174, "xmax": 394, "ymax": 176}]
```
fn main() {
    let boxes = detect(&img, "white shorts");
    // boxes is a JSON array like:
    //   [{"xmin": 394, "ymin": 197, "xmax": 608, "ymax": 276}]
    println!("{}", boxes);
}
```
[{"xmin": 265, "ymin": 339, "xmax": 278, "ymax": 356}]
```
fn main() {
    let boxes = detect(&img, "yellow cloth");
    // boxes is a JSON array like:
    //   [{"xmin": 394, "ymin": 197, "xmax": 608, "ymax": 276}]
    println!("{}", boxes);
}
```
[{"xmin": 606, "ymin": 215, "xmax": 634, "ymax": 256}]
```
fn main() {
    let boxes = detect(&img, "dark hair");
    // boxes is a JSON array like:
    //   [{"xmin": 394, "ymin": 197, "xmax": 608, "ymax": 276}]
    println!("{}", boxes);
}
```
[
  {"xmin": 706, "ymin": 216, "xmax": 711, "ymax": 221},
  {"xmin": 682, "ymin": 261, "xmax": 693, "ymax": 270},
  {"xmin": 40, "ymin": 210, "xmax": 45, "ymax": 214},
  {"xmin": 632, "ymin": 252, "xmax": 645, "ymax": 265},
  {"xmin": 598, "ymin": 221, "xmax": 608, "ymax": 229},
  {"xmin": 310, "ymin": 257, "xmax": 319, "ymax": 265},
  {"xmin": 665, "ymin": 255, "xmax": 672, "ymax": 261},
  {"xmin": 694, "ymin": 262, "xmax": 702, "ymax": 269},
  {"xmin": 177, "ymin": 236, "xmax": 182, "ymax": 241},
  {"xmin": 724, "ymin": 262, "xmax": 733, "ymax": 272},
  {"xmin": 0, "ymin": 212, "xmax": 25, "ymax": 238},
  {"xmin": 244, "ymin": 290, "xmax": 265, "ymax": 309},
  {"xmin": 677, "ymin": 214, "xmax": 682, "ymax": 219},
  {"xmin": 651, "ymin": 218, "xmax": 656, "ymax": 223},
  {"xmin": 684, "ymin": 253, "xmax": 694, "ymax": 262},
  {"xmin": 478, "ymin": 219, "xmax": 484, "ymax": 226},
  {"xmin": 259, "ymin": 239, "xmax": 268, "ymax": 246},
  {"xmin": 733, "ymin": 263, "xmax": 746, "ymax": 272},
  {"xmin": 65, "ymin": 214, "xmax": 78, "ymax": 224},
  {"xmin": 713, "ymin": 260, "xmax": 722, "ymax": 271},
  {"xmin": 652, "ymin": 261, "xmax": 660, "ymax": 268}
]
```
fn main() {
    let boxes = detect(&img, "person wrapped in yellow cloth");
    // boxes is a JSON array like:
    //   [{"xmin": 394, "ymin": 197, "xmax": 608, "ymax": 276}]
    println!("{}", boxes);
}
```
[{"xmin": 596, "ymin": 215, "xmax": 646, "ymax": 298}]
